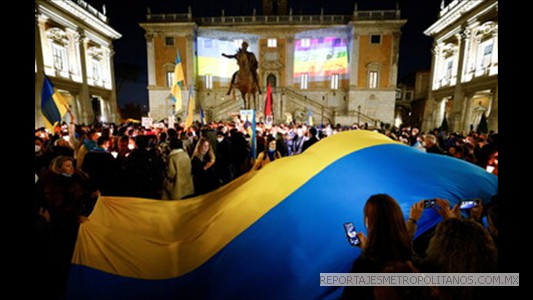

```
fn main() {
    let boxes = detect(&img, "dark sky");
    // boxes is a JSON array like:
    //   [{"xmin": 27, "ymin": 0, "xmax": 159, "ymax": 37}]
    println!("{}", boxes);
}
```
[{"xmin": 86, "ymin": 0, "xmax": 441, "ymax": 107}]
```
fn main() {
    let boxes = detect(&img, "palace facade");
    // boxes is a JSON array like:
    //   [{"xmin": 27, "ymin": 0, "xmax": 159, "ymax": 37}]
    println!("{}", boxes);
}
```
[
  {"xmin": 140, "ymin": 1, "xmax": 406, "ymax": 126},
  {"xmin": 423, "ymin": 0, "xmax": 498, "ymax": 132},
  {"xmin": 35, "ymin": 0, "xmax": 122, "ymax": 127}
]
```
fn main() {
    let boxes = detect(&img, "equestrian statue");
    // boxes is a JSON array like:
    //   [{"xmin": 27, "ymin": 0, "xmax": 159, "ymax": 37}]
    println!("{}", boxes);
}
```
[{"xmin": 222, "ymin": 41, "xmax": 262, "ymax": 109}]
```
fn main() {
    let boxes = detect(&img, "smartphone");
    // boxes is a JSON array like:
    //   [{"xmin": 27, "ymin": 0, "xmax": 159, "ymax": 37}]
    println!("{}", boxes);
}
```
[
  {"xmin": 343, "ymin": 222, "xmax": 360, "ymax": 246},
  {"xmin": 460, "ymin": 198, "xmax": 480, "ymax": 210},
  {"xmin": 423, "ymin": 199, "xmax": 436, "ymax": 208}
]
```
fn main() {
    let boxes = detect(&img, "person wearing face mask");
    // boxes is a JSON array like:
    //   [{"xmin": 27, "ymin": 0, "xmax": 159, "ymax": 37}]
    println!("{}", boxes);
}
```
[
  {"xmin": 38, "ymin": 156, "xmax": 99, "ymax": 298},
  {"xmin": 291, "ymin": 126, "xmax": 307, "ymax": 155},
  {"xmin": 252, "ymin": 136, "xmax": 282, "ymax": 171},
  {"xmin": 35, "ymin": 136, "xmax": 54, "ymax": 176}
]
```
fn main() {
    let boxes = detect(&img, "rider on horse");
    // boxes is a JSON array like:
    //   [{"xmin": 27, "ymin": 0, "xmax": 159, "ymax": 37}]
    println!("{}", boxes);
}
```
[{"xmin": 222, "ymin": 41, "xmax": 261, "ymax": 95}]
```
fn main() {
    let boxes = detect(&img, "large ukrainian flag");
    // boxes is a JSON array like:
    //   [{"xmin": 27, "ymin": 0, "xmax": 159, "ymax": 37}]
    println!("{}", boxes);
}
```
[{"xmin": 68, "ymin": 130, "xmax": 497, "ymax": 299}]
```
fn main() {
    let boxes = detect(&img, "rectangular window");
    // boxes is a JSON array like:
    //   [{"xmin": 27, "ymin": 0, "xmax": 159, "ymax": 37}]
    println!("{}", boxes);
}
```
[
  {"xmin": 369, "ymin": 71, "xmax": 378, "ymax": 89},
  {"xmin": 300, "ymin": 73, "xmax": 309, "ymax": 90},
  {"xmin": 51, "ymin": 43, "xmax": 67, "ymax": 71},
  {"xmin": 91, "ymin": 59, "xmax": 100, "ymax": 81},
  {"xmin": 165, "ymin": 37, "xmax": 174, "ymax": 46},
  {"xmin": 370, "ymin": 35, "xmax": 381, "ymax": 44},
  {"xmin": 267, "ymin": 38, "xmax": 277, "ymax": 48},
  {"xmin": 482, "ymin": 43, "xmax": 493, "ymax": 68},
  {"xmin": 446, "ymin": 59, "xmax": 453, "ymax": 78},
  {"xmin": 300, "ymin": 38, "xmax": 310, "ymax": 48},
  {"xmin": 167, "ymin": 71, "xmax": 174, "ymax": 88},
  {"xmin": 205, "ymin": 74, "xmax": 213, "ymax": 89},
  {"xmin": 405, "ymin": 91, "xmax": 412, "ymax": 101},
  {"xmin": 330, "ymin": 74, "xmax": 339, "ymax": 90}
]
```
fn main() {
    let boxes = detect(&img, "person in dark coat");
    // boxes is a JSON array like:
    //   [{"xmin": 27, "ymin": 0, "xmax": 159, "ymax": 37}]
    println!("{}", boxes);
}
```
[
  {"xmin": 123, "ymin": 135, "xmax": 165, "ymax": 199},
  {"xmin": 39, "ymin": 156, "xmax": 98, "ymax": 299},
  {"xmin": 215, "ymin": 131, "xmax": 233, "ymax": 185},
  {"xmin": 191, "ymin": 137, "xmax": 219, "ymax": 196},
  {"xmin": 302, "ymin": 127, "xmax": 319, "ymax": 153},
  {"xmin": 82, "ymin": 136, "xmax": 118, "ymax": 195}
]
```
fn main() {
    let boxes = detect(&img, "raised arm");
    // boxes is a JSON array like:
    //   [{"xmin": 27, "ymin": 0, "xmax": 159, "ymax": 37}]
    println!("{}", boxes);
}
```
[{"xmin": 222, "ymin": 53, "xmax": 236, "ymax": 59}]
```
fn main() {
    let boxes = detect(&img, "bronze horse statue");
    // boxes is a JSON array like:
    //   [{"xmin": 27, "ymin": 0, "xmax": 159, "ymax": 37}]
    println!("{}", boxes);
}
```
[{"xmin": 231, "ymin": 50, "xmax": 259, "ymax": 110}]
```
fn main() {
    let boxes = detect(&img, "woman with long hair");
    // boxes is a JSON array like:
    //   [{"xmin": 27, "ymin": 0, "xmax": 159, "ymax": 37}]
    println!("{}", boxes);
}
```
[
  {"xmin": 342, "ymin": 194, "xmax": 415, "ymax": 299},
  {"xmin": 191, "ymin": 137, "xmax": 219, "ymax": 196},
  {"xmin": 252, "ymin": 135, "xmax": 282, "ymax": 171}
]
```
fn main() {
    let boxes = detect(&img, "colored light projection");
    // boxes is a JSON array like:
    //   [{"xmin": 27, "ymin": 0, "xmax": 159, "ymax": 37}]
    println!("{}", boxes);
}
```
[
  {"xmin": 197, "ymin": 37, "xmax": 239, "ymax": 79},
  {"xmin": 293, "ymin": 36, "xmax": 348, "ymax": 80}
]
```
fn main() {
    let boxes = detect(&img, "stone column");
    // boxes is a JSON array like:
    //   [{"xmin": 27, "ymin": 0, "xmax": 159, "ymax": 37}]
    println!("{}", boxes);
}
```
[
  {"xmin": 185, "ymin": 33, "xmax": 196, "ymax": 112},
  {"xmin": 35, "ymin": 8, "xmax": 46, "ymax": 128},
  {"xmin": 423, "ymin": 43, "xmax": 438, "ymax": 132},
  {"xmin": 145, "ymin": 33, "xmax": 156, "ymax": 87},
  {"xmin": 466, "ymin": 21, "xmax": 479, "ymax": 75},
  {"xmin": 107, "ymin": 47, "xmax": 120, "ymax": 122},
  {"xmin": 460, "ymin": 27, "xmax": 472, "ymax": 82},
  {"xmin": 451, "ymin": 30, "xmax": 467, "ymax": 131},
  {"xmin": 460, "ymin": 93, "xmax": 473, "ymax": 132},
  {"xmin": 37, "ymin": 15, "xmax": 53, "ymax": 74},
  {"xmin": 66, "ymin": 28, "xmax": 80, "ymax": 80},
  {"xmin": 78, "ymin": 29, "xmax": 91, "ymax": 124},
  {"xmin": 433, "ymin": 42, "xmax": 444, "ymax": 89},
  {"xmin": 348, "ymin": 25, "xmax": 359, "ymax": 88},
  {"xmin": 389, "ymin": 31, "xmax": 401, "ymax": 88},
  {"xmin": 487, "ymin": 86, "xmax": 498, "ymax": 132},
  {"xmin": 284, "ymin": 36, "xmax": 294, "ymax": 87}
]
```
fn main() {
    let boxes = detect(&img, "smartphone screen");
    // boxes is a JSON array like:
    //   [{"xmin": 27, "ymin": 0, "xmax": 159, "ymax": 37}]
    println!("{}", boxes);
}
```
[
  {"xmin": 423, "ymin": 199, "xmax": 436, "ymax": 208},
  {"xmin": 460, "ymin": 199, "xmax": 479, "ymax": 209},
  {"xmin": 343, "ymin": 222, "xmax": 360, "ymax": 246}
]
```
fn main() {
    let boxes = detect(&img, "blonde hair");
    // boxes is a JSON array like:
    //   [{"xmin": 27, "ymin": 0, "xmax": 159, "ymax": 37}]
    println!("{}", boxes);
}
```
[
  {"xmin": 50, "ymin": 156, "xmax": 75, "ymax": 174},
  {"xmin": 192, "ymin": 137, "xmax": 215, "ymax": 163}
]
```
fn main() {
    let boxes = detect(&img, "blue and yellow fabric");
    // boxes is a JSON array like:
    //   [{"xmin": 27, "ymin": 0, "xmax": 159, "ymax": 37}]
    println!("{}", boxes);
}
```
[{"xmin": 68, "ymin": 130, "xmax": 497, "ymax": 299}]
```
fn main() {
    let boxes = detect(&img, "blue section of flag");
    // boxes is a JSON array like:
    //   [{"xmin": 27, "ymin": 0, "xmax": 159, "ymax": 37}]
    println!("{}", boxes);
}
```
[{"xmin": 41, "ymin": 76, "xmax": 61, "ymax": 125}]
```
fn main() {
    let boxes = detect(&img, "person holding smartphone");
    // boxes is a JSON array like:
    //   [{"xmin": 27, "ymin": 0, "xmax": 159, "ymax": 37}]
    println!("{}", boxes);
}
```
[{"xmin": 342, "ymin": 194, "xmax": 414, "ymax": 299}]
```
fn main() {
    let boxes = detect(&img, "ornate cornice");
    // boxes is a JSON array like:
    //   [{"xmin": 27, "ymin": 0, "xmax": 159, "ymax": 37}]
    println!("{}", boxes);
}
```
[
  {"xmin": 260, "ymin": 59, "xmax": 284, "ymax": 70},
  {"xmin": 476, "ymin": 21, "xmax": 497, "ymax": 37},
  {"xmin": 37, "ymin": 0, "xmax": 121, "ymax": 40},
  {"xmin": 47, "ymin": 27, "xmax": 69, "ymax": 45},
  {"xmin": 424, "ymin": 0, "xmax": 491, "ymax": 37}
]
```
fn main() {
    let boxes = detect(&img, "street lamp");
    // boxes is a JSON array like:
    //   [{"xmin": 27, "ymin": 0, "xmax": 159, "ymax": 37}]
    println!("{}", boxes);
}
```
[{"xmin": 357, "ymin": 105, "xmax": 361, "ymax": 125}]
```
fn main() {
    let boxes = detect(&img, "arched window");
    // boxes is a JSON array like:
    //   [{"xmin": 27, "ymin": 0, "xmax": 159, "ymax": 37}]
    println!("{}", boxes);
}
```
[{"xmin": 267, "ymin": 73, "xmax": 277, "ymax": 87}]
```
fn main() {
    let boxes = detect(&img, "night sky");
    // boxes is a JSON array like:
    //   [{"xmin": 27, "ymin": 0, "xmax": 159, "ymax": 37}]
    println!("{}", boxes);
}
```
[{"xmin": 85, "ymin": 0, "xmax": 442, "ymax": 108}]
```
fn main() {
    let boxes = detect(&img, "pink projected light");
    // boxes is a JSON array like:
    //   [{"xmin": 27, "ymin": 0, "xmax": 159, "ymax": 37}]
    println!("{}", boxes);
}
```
[{"xmin": 293, "ymin": 37, "xmax": 348, "ymax": 80}]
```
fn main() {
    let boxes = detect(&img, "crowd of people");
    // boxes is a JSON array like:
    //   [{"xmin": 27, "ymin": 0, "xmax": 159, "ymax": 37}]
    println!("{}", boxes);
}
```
[{"xmin": 33, "ymin": 113, "xmax": 498, "ymax": 299}]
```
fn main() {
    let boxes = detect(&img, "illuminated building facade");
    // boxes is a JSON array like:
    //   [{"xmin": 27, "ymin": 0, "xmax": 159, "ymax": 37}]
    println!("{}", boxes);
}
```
[
  {"xmin": 423, "ymin": 0, "xmax": 498, "ymax": 132},
  {"xmin": 141, "ymin": 1, "xmax": 406, "ymax": 126},
  {"xmin": 35, "ymin": 0, "xmax": 122, "ymax": 127}
]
